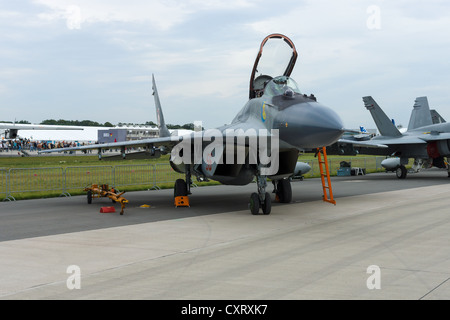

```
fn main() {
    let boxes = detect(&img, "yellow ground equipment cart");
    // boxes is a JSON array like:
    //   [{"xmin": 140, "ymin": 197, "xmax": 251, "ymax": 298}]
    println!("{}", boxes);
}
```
[{"xmin": 84, "ymin": 184, "xmax": 129, "ymax": 215}]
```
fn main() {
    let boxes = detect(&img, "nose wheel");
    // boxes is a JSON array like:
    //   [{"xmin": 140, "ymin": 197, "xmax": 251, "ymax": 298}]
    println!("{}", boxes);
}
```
[
  {"xmin": 249, "ymin": 174, "xmax": 271, "ymax": 215},
  {"xmin": 250, "ymin": 192, "xmax": 271, "ymax": 215}
]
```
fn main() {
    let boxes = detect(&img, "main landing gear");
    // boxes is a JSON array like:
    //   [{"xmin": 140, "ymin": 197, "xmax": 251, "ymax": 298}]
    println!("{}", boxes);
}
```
[
  {"xmin": 274, "ymin": 179, "xmax": 292, "ymax": 204},
  {"xmin": 173, "ymin": 166, "xmax": 192, "ymax": 207},
  {"xmin": 173, "ymin": 165, "xmax": 294, "ymax": 215},
  {"xmin": 396, "ymin": 165, "xmax": 407, "ymax": 179}
]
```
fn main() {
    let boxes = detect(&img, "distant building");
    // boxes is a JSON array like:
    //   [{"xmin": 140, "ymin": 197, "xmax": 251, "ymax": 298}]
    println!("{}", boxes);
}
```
[{"xmin": 98, "ymin": 129, "xmax": 127, "ymax": 143}]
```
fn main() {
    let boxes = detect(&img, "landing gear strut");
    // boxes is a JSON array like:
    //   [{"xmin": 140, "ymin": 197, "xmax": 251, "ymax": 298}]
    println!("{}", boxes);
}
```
[{"xmin": 249, "ymin": 173, "xmax": 271, "ymax": 215}]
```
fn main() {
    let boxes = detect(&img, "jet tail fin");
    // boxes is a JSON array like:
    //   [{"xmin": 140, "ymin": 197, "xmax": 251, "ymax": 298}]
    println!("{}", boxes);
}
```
[
  {"xmin": 363, "ymin": 96, "xmax": 402, "ymax": 137},
  {"xmin": 430, "ymin": 109, "xmax": 446, "ymax": 124},
  {"xmin": 152, "ymin": 74, "xmax": 171, "ymax": 138},
  {"xmin": 407, "ymin": 97, "xmax": 433, "ymax": 131}
]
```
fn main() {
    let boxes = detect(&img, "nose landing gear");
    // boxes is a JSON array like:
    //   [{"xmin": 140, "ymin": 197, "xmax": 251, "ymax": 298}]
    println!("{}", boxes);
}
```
[{"xmin": 249, "ymin": 173, "xmax": 272, "ymax": 215}]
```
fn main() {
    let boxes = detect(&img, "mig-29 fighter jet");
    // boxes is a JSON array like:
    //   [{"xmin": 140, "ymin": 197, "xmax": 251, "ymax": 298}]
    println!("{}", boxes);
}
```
[{"xmin": 40, "ymin": 34, "xmax": 345, "ymax": 214}]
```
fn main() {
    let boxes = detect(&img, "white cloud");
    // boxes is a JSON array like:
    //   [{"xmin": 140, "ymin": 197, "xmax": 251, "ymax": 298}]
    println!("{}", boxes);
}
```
[
  {"xmin": 2, "ymin": 1, "xmax": 450, "ymax": 128},
  {"xmin": 33, "ymin": 0, "xmax": 256, "ymax": 30},
  {"xmin": 34, "ymin": 0, "xmax": 192, "ymax": 30}
]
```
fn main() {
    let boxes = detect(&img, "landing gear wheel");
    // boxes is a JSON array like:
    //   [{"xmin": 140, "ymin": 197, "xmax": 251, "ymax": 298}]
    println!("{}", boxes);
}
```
[
  {"xmin": 174, "ymin": 179, "xmax": 188, "ymax": 197},
  {"xmin": 276, "ymin": 179, "xmax": 292, "ymax": 203},
  {"xmin": 262, "ymin": 192, "xmax": 271, "ymax": 215},
  {"xmin": 396, "ymin": 165, "xmax": 407, "ymax": 179},
  {"xmin": 87, "ymin": 190, "xmax": 92, "ymax": 204},
  {"xmin": 250, "ymin": 193, "xmax": 260, "ymax": 215}
]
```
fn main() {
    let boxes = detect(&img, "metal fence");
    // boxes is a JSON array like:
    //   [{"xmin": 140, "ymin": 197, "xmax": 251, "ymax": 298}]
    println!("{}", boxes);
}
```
[
  {"xmin": 0, "ymin": 168, "xmax": 13, "ymax": 201},
  {"xmin": 302, "ymin": 156, "xmax": 384, "ymax": 178},
  {"xmin": 154, "ymin": 163, "xmax": 184, "ymax": 185},
  {"xmin": 1, "ymin": 157, "xmax": 386, "ymax": 201},
  {"xmin": 65, "ymin": 166, "xmax": 114, "ymax": 191},
  {"xmin": 8, "ymin": 167, "xmax": 66, "ymax": 200},
  {"xmin": 114, "ymin": 164, "xmax": 158, "ymax": 189}
]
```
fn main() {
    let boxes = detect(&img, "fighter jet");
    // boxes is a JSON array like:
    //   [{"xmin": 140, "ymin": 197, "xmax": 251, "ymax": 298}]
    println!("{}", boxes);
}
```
[
  {"xmin": 338, "ymin": 96, "xmax": 450, "ymax": 178},
  {"xmin": 40, "ymin": 34, "xmax": 345, "ymax": 214}
]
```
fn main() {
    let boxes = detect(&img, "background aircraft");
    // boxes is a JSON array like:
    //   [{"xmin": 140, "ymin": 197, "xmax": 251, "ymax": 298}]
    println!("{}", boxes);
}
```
[
  {"xmin": 337, "ymin": 96, "xmax": 450, "ymax": 178},
  {"xmin": 40, "ymin": 34, "xmax": 345, "ymax": 214}
]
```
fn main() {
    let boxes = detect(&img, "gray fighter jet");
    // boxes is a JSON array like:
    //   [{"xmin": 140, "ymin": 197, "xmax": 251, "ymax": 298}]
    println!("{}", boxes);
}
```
[
  {"xmin": 40, "ymin": 34, "xmax": 345, "ymax": 214},
  {"xmin": 338, "ymin": 96, "xmax": 450, "ymax": 178}
]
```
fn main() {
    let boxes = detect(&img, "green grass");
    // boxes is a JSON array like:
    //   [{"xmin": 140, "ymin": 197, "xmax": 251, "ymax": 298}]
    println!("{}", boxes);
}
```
[
  {"xmin": 0, "ymin": 154, "xmax": 170, "ymax": 168},
  {"xmin": 1, "ymin": 153, "xmax": 387, "ymax": 201}
]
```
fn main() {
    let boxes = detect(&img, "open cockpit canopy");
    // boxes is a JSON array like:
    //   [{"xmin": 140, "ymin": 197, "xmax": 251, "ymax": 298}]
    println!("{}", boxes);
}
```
[{"xmin": 249, "ymin": 34, "xmax": 298, "ymax": 99}]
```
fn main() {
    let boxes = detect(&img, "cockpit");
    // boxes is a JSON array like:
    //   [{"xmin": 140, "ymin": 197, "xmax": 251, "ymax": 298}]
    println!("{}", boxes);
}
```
[
  {"xmin": 249, "ymin": 34, "xmax": 298, "ymax": 99},
  {"xmin": 263, "ymin": 76, "xmax": 302, "ymax": 97}
]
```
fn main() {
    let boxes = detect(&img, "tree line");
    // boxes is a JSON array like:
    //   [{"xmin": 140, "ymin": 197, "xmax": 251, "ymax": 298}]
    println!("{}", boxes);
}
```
[
  {"xmin": 2, "ymin": 119, "xmax": 201, "ymax": 130},
  {"xmin": 41, "ymin": 119, "xmax": 115, "ymax": 127}
]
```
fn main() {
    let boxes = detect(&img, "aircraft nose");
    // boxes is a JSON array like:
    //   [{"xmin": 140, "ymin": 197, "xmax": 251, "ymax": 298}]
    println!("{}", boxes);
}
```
[{"xmin": 274, "ymin": 102, "xmax": 344, "ymax": 149}]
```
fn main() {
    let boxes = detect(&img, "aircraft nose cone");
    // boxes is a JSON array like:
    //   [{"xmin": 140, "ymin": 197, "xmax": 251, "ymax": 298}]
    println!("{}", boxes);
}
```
[{"xmin": 274, "ymin": 102, "xmax": 344, "ymax": 149}]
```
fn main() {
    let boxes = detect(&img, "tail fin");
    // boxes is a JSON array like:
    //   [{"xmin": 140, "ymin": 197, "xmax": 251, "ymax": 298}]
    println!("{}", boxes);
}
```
[
  {"xmin": 407, "ymin": 96, "xmax": 433, "ymax": 131},
  {"xmin": 430, "ymin": 109, "xmax": 446, "ymax": 124},
  {"xmin": 363, "ymin": 96, "xmax": 402, "ymax": 137},
  {"xmin": 152, "ymin": 74, "xmax": 171, "ymax": 138}
]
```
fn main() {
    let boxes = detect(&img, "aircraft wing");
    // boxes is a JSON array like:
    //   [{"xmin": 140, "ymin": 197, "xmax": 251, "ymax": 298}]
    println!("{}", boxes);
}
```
[
  {"xmin": 38, "ymin": 125, "xmax": 274, "ymax": 155},
  {"xmin": 38, "ymin": 135, "xmax": 182, "ymax": 154},
  {"xmin": 419, "ymin": 132, "xmax": 450, "ymax": 142},
  {"xmin": 338, "ymin": 135, "xmax": 429, "ymax": 148},
  {"xmin": 337, "ymin": 139, "xmax": 389, "ymax": 148}
]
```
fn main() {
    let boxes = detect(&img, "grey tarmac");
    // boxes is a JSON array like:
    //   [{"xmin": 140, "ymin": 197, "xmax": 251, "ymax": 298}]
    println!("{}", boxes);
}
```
[{"xmin": 1, "ymin": 170, "xmax": 449, "ymax": 299}]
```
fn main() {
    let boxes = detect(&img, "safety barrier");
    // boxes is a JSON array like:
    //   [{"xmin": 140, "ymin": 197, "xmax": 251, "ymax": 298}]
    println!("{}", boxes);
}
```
[
  {"xmin": 114, "ymin": 164, "xmax": 157, "ymax": 189},
  {"xmin": 1, "ymin": 168, "xmax": 13, "ymax": 201},
  {"xmin": 64, "ymin": 166, "xmax": 114, "ymax": 192},
  {"xmin": 0, "ymin": 157, "xmax": 386, "ymax": 200},
  {"xmin": 154, "ymin": 163, "xmax": 184, "ymax": 185},
  {"xmin": 302, "ymin": 157, "xmax": 384, "ymax": 178},
  {"xmin": 7, "ymin": 167, "xmax": 67, "ymax": 199}
]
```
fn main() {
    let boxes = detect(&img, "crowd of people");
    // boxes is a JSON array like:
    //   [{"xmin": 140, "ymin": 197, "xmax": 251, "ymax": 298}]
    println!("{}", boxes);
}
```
[{"xmin": 0, "ymin": 138, "xmax": 95, "ymax": 153}]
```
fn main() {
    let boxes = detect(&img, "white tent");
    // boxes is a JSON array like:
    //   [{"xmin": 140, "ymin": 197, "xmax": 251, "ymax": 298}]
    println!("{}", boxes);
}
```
[{"xmin": 18, "ymin": 127, "xmax": 103, "ymax": 143}]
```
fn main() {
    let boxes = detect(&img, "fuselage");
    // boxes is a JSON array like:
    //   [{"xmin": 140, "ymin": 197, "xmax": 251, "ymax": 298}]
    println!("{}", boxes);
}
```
[{"xmin": 171, "ymin": 77, "xmax": 345, "ymax": 185}]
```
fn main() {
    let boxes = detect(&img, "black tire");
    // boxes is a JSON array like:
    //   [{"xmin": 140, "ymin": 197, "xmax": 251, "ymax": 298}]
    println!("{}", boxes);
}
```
[
  {"xmin": 262, "ymin": 192, "xmax": 271, "ymax": 215},
  {"xmin": 396, "ymin": 165, "xmax": 407, "ymax": 179},
  {"xmin": 249, "ymin": 193, "xmax": 260, "ymax": 215},
  {"xmin": 87, "ymin": 190, "xmax": 92, "ymax": 204},
  {"xmin": 174, "ymin": 179, "xmax": 188, "ymax": 197},
  {"xmin": 277, "ymin": 179, "xmax": 292, "ymax": 203}
]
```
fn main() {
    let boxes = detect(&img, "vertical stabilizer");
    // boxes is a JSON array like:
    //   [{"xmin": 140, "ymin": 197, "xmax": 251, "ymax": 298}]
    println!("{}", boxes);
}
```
[
  {"xmin": 363, "ymin": 96, "xmax": 402, "ymax": 137},
  {"xmin": 152, "ymin": 74, "xmax": 171, "ymax": 138},
  {"xmin": 430, "ymin": 109, "xmax": 446, "ymax": 124},
  {"xmin": 407, "ymin": 97, "xmax": 433, "ymax": 131}
]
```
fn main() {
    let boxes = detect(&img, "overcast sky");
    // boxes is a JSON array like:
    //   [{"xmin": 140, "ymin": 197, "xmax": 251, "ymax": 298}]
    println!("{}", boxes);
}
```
[{"xmin": 1, "ymin": 0, "xmax": 450, "ymax": 130}]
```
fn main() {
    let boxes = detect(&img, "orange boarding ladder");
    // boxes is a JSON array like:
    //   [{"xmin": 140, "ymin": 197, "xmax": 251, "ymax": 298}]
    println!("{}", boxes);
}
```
[{"xmin": 317, "ymin": 147, "xmax": 336, "ymax": 205}]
